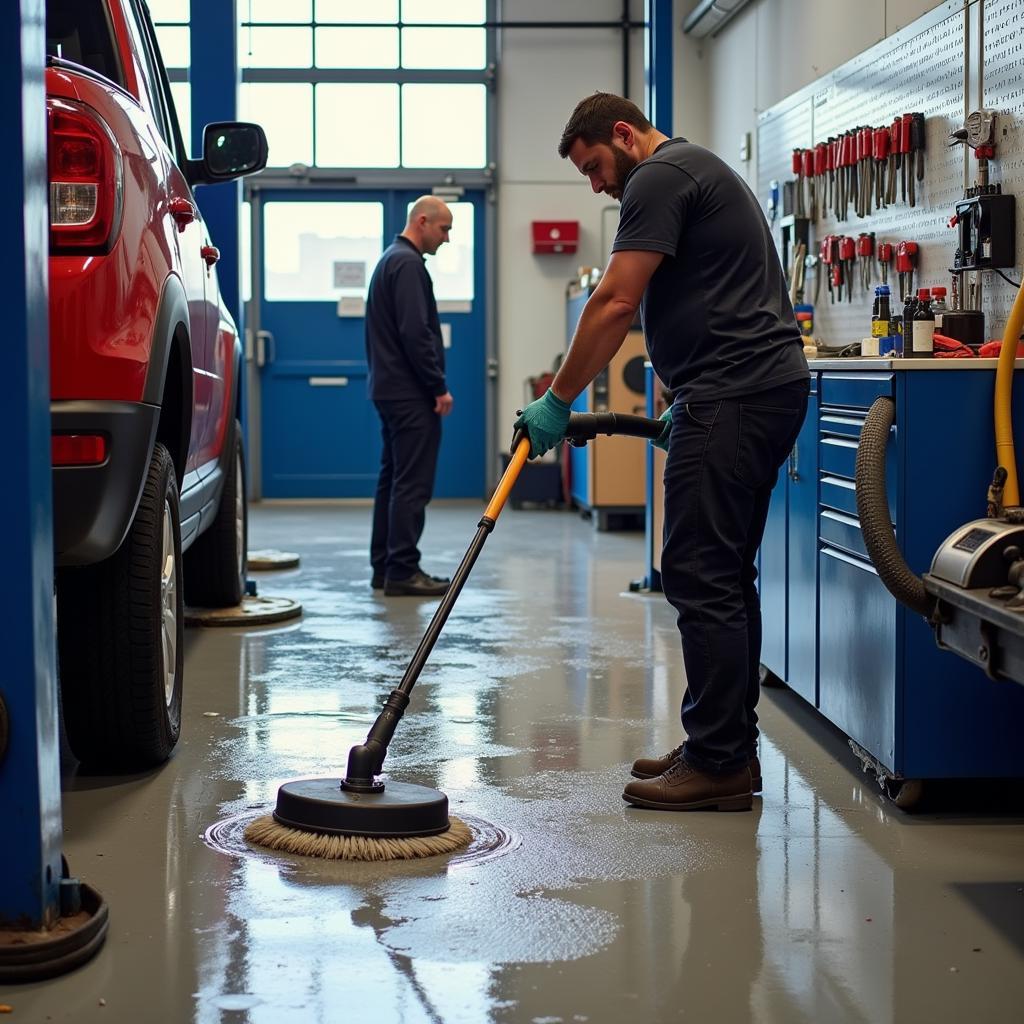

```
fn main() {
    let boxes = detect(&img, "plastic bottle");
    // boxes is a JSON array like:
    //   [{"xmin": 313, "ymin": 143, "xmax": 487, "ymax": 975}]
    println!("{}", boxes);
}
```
[
  {"xmin": 930, "ymin": 287, "xmax": 948, "ymax": 332},
  {"xmin": 871, "ymin": 286, "xmax": 891, "ymax": 338},
  {"xmin": 909, "ymin": 288, "xmax": 935, "ymax": 358}
]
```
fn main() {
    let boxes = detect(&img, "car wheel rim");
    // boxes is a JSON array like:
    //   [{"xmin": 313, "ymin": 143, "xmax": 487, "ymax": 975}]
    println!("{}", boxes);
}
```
[{"xmin": 160, "ymin": 500, "xmax": 178, "ymax": 705}]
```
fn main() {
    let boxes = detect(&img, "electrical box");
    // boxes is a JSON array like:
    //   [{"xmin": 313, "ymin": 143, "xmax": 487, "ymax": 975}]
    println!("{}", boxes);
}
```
[
  {"xmin": 532, "ymin": 220, "xmax": 579, "ymax": 255},
  {"xmin": 951, "ymin": 191, "xmax": 1016, "ymax": 271}
]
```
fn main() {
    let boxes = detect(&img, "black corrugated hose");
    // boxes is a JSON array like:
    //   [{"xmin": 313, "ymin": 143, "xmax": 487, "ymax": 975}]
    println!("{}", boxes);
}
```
[{"xmin": 854, "ymin": 397, "xmax": 934, "ymax": 618}]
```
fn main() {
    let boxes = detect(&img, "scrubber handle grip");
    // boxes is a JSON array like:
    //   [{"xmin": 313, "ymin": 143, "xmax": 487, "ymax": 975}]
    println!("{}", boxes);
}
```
[{"xmin": 565, "ymin": 411, "xmax": 665, "ymax": 445}]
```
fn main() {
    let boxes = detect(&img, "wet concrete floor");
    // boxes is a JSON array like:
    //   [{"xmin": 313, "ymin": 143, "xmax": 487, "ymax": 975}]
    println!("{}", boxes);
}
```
[{"xmin": 9, "ymin": 502, "xmax": 1024, "ymax": 1022}]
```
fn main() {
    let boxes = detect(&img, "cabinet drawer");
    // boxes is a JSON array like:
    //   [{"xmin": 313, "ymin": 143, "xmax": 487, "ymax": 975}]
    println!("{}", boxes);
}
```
[
  {"xmin": 819, "ymin": 509, "xmax": 869, "ymax": 559},
  {"xmin": 820, "ymin": 372, "xmax": 893, "ymax": 411},
  {"xmin": 819, "ymin": 412, "xmax": 866, "ymax": 441},
  {"xmin": 818, "ymin": 545, "xmax": 897, "ymax": 770},
  {"xmin": 820, "ymin": 436, "xmax": 858, "ymax": 479},
  {"xmin": 820, "ymin": 475, "xmax": 858, "ymax": 516}
]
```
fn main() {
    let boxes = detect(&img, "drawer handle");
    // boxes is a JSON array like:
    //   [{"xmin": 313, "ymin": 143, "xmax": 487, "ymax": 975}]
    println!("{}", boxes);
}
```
[{"xmin": 309, "ymin": 377, "xmax": 349, "ymax": 387}]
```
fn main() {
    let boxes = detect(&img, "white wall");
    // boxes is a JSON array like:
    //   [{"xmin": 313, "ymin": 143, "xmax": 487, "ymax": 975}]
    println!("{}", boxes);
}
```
[
  {"xmin": 683, "ymin": 0, "xmax": 944, "ymax": 186},
  {"xmin": 496, "ymin": 0, "xmax": 647, "ymax": 445},
  {"xmin": 493, "ymin": 0, "xmax": 942, "ymax": 453}
]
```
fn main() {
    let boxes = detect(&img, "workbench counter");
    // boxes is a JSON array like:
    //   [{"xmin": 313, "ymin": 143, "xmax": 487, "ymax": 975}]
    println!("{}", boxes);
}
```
[{"xmin": 810, "ymin": 356, "xmax": 1023, "ymax": 370}]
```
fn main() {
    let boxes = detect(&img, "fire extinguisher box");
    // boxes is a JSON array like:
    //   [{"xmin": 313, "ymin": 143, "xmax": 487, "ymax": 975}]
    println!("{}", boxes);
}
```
[{"xmin": 532, "ymin": 220, "xmax": 579, "ymax": 255}]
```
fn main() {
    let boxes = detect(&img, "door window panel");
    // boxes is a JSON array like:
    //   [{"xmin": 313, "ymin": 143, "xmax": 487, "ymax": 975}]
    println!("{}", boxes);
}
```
[
  {"xmin": 153, "ymin": 24, "xmax": 189, "ymax": 67},
  {"xmin": 316, "ymin": 85, "xmax": 399, "ymax": 167},
  {"xmin": 401, "ymin": 0, "xmax": 484, "ymax": 24},
  {"xmin": 241, "ymin": 201, "xmax": 252, "ymax": 304},
  {"xmin": 408, "ymin": 200, "xmax": 474, "ymax": 301},
  {"xmin": 241, "ymin": 83, "xmax": 314, "ymax": 166},
  {"xmin": 239, "ymin": 27, "xmax": 312, "ymax": 68},
  {"xmin": 147, "ymin": 0, "xmax": 189, "ymax": 21},
  {"xmin": 316, "ymin": 0, "xmax": 397, "ymax": 20},
  {"xmin": 248, "ymin": 0, "xmax": 313, "ymax": 20},
  {"xmin": 169, "ymin": 81, "xmax": 191, "ymax": 152},
  {"xmin": 402, "ymin": 85, "xmax": 486, "ymax": 167},
  {"xmin": 401, "ymin": 28, "xmax": 485, "ymax": 70},
  {"xmin": 315, "ymin": 27, "xmax": 399, "ymax": 68},
  {"xmin": 263, "ymin": 202, "xmax": 384, "ymax": 302}
]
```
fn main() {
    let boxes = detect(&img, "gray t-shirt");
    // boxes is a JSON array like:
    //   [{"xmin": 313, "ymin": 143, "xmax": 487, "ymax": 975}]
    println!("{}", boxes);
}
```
[{"xmin": 611, "ymin": 138, "xmax": 808, "ymax": 401}]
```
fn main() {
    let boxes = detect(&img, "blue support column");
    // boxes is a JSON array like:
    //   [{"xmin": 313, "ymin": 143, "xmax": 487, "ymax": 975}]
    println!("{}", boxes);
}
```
[
  {"xmin": 189, "ymin": 0, "xmax": 242, "ymax": 326},
  {"xmin": 644, "ymin": 0, "xmax": 674, "ymax": 135},
  {"xmin": 0, "ymin": 0, "xmax": 63, "ymax": 930}
]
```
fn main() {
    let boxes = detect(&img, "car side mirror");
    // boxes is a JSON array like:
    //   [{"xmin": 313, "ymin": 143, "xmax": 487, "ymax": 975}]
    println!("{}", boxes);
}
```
[{"xmin": 189, "ymin": 122, "xmax": 268, "ymax": 185}]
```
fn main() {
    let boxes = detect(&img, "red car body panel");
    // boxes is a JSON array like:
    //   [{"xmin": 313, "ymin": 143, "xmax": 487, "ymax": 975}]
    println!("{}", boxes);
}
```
[{"xmin": 48, "ymin": 0, "xmax": 242, "ymax": 564}]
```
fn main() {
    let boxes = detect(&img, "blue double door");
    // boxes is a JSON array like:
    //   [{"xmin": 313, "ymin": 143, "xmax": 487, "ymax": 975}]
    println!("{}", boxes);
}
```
[{"xmin": 256, "ymin": 188, "xmax": 485, "ymax": 499}]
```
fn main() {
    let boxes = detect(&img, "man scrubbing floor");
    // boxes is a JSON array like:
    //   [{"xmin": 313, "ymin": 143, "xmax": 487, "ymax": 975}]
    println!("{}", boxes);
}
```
[{"xmin": 515, "ymin": 93, "xmax": 810, "ymax": 811}]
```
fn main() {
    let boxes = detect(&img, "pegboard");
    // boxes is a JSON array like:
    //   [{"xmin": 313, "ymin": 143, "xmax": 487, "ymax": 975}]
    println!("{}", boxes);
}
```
[
  {"xmin": 758, "ymin": 2, "xmax": 975, "ymax": 347},
  {"xmin": 981, "ymin": 0, "xmax": 1024, "ymax": 330}
]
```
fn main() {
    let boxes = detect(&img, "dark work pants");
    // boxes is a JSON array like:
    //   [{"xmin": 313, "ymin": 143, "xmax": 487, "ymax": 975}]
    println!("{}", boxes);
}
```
[
  {"xmin": 661, "ymin": 379, "xmax": 809, "ymax": 775},
  {"xmin": 370, "ymin": 398, "xmax": 441, "ymax": 582}
]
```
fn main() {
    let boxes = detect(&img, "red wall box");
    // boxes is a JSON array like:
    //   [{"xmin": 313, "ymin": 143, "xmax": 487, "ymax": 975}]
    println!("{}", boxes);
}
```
[{"xmin": 532, "ymin": 220, "xmax": 579, "ymax": 254}]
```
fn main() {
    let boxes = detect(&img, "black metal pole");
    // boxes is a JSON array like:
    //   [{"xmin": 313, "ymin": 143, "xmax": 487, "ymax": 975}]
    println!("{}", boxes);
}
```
[
  {"xmin": 622, "ymin": 0, "xmax": 631, "ymax": 96},
  {"xmin": 342, "ymin": 517, "xmax": 498, "ymax": 789}
]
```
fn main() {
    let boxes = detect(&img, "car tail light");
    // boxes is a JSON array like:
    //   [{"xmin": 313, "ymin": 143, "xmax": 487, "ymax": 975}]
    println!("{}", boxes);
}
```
[
  {"xmin": 48, "ymin": 98, "xmax": 123, "ymax": 252},
  {"xmin": 52, "ymin": 434, "xmax": 108, "ymax": 466}
]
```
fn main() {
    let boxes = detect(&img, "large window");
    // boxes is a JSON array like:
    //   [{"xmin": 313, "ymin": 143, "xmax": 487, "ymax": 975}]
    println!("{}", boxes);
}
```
[
  {"xmin": 149, "ymin": 0, "xmax": 191, "ymax": 147},
  {"xmin": 145, "ymin": 0, "xmax": 492, "ymax": 170},
  {"xmin": 239, "ymin": 0, "xmax": 491, "ymax": 170},
  {"xmin": 263, "ymin": 201, "xmax": 384, "ymax": 302}
]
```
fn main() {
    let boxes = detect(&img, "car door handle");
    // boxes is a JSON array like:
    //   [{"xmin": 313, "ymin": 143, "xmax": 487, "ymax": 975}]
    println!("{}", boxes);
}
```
[
  {"xmin": 169, "ymin": 196, "xmax": 196, "ymax": 230},
  {"xmin": 201, "ymin": 245, "xmax": 220, "ymax": 266},
  {"xmin": 308, "ymin": 377, "xmax": 349, "ymax": 387}
]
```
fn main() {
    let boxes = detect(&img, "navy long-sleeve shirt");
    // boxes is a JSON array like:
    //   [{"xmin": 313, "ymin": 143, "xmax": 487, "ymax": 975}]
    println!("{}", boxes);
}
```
[{"xmin": 365, "ymin": 235, "xmax": 447, "ymax": 401}]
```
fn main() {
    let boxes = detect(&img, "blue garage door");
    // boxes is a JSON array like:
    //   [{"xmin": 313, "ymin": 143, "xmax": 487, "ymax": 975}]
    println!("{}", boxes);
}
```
[{"xmin": 256, "ymin": 188, "xmax": 486, "ymax": 499}]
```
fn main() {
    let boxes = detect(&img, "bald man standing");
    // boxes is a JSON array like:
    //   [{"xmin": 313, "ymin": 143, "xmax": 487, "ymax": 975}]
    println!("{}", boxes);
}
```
[{"xmin": 366, "ymin": 196, "xmax": 455, "ymax": 597}]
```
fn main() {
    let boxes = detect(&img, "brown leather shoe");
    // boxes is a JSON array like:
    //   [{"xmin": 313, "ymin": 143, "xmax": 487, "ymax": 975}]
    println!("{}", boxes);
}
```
[
  {"xmin": 631, "ymin": 747, "xmax": 762, "ymax": 793},
  {"xmin": 622, "ymin": 759, "xmax": 753, "ymax": 811},
  {"xmin": 384, "ymin": 570, "xmax": 450, "ymax": 597}
]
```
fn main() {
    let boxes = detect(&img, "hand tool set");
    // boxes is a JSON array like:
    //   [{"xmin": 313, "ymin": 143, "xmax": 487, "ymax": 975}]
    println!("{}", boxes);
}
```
[{"xmin": 791, "ymin": 112, "xmax": 926, "ymax": 223}]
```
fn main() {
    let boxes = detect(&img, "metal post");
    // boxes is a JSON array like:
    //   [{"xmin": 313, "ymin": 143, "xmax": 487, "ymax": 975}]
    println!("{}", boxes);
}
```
[
  {"xmin": 0, "ymin": 0, "xmax": 63, "ymax": 934},
  {"xmin": 189, "ymin": 0, "xmax": 242, "ymax": 326},
  {"xmin": 644, "ymin": 0, "xmax": 674, "ymax": 135}
]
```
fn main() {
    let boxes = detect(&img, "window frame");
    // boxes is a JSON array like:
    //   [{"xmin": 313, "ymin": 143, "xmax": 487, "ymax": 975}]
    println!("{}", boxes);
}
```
[{"xmin": 238, "ymin": 1, "xmax": 496, "ymax": 174}]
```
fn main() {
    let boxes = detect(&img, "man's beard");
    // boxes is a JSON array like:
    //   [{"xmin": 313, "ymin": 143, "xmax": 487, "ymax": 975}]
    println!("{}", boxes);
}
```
[{"xmin": 610, "ymin": 147, "xmax": 639, "ymax": 199}]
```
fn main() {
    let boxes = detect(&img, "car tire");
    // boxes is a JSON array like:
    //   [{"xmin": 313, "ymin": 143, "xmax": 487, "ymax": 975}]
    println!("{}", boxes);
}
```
[
  {"xmin": 183, "ymin": 419, "xmax": 247, "ymax": 608},
  {"xmin": 57, "ymin": 443, "xmax": 183, "ymax": 770}
]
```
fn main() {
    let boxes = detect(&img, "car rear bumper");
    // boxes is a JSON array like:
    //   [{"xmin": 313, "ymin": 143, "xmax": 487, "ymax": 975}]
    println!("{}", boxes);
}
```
[{"xmin": 52, "ymin": 400, "xmax": 160, "ymax": 566}]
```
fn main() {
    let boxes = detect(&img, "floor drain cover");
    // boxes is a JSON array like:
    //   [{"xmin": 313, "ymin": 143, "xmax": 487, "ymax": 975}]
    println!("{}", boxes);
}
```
[
  {"xmin": 247, "ymin": 549, "xmax": 300, "ymax": 571},
  {"xmin": 185, "ymin": 595, "xmax": 302, "ymax": 627}
]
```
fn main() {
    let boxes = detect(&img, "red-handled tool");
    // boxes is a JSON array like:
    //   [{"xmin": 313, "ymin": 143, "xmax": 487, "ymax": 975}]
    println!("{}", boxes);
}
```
[
  {"xmin": 802, "ymin": 148, "xmax": 816, "ymax": 219},
  {"xmin": 873, "ymin": 126, "xmax": 889, "ymax": 210},
  {"xmin": 856, "ymin": 232, "xmax": 875, "ymax": 293},
  {"xmin": 839, "ymin": 235, "xmax": 856, "ymax": 302},
  {"xmin": 896, "ymin": 239, "xmax": 919, "ymax": 301},
  {"xmin": 877, "ymin": 241, "xmax": 893, "ymax": 288},
  {"xmin": 899, "ymin": 113, "xmax": 913, "ymax": 203},
  {"xmin": 792, "ymin": 149, "xmax": 805, "ymax": 217}
]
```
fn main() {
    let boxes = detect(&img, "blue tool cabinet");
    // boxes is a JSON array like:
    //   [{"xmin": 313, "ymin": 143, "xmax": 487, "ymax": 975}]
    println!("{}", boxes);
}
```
[{"xmin": 760, "ymin": 360, "xmax": 1024, "ymax": 783}]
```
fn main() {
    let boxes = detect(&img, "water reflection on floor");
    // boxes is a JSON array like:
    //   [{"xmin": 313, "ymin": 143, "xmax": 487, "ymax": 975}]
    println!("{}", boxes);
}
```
[{"xmin": 11, "ymin": 503, "xmax": 1024, "ymax": 1022}]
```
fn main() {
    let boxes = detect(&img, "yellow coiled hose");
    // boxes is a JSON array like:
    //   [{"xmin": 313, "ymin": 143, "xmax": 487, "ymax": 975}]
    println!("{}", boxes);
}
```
[{"xmin": 995, "ymin": 276, "xmax": 1024, "ymax": 507}]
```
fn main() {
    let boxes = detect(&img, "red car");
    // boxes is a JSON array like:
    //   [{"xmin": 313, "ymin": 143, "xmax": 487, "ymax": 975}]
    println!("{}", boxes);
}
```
[{"xmin": 46, "ymin": 0, "xmax": 267, "ymax": 768}]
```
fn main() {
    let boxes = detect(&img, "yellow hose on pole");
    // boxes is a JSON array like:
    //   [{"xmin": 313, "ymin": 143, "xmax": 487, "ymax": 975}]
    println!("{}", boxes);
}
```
[{"xmin": 994, "ymin": 278, "xmax": 1024, "ymax": 508}]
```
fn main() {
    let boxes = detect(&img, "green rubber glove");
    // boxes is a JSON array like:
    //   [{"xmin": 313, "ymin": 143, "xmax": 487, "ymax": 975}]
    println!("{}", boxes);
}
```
[
  {"xmin": 652, "ymin": 407, "xmax": 672, "ymax": 451},
  {"xmin": 514, "ymin": 388, "xmax": 572, "ymax": 458}
]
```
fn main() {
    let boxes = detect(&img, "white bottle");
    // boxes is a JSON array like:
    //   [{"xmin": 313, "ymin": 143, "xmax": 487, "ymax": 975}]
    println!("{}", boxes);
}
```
[{"xmin": 930, "ymin": 287, "xmax": 948, "ymax": 332}]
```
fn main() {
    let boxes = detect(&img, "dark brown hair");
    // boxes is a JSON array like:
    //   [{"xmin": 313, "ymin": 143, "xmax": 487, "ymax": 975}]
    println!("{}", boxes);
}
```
[{"xmin": 557, "ymin": 92, "xmax": 654, "ymax": 158}]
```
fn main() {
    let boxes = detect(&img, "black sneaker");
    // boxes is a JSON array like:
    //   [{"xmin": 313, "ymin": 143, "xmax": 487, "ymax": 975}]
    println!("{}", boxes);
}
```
[{"xmin": 384, "ymin": 570, "xmax": 450, "ymax": 597}]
